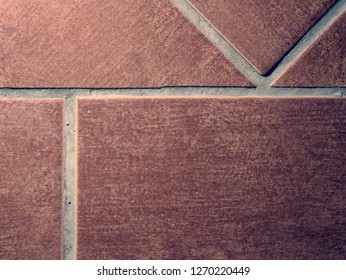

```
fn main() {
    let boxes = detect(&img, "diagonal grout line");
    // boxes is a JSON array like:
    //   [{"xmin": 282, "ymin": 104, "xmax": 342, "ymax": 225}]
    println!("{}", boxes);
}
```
[
  {"xmin": 62, "ymin": 92, "xmax": 77, "ymax": 260},
  {"xmin": 268, "ymin": 0, "xmax": 346, "ymax": 87},
  {"xmin": 170, "ymin": 0, "xmax": 265, "ymax": 87},
  {"xmin": 171, "ymin": 0, "xmax": 346, "ymax": 91}
]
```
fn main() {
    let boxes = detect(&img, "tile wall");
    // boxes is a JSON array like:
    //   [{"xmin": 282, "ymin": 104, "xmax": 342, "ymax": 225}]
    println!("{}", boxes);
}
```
[{"xmin": 0, "ymin": 0, "xmax": 345, "ymax": 259}]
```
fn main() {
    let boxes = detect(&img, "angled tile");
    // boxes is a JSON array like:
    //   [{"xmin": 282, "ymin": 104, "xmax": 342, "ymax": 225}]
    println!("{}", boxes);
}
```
[
  {"xmin": 188, "ymin": 0, "xmax": 336, "ymax": 74},
  {"xmin": 0, "ymin": 0, "xmax": 252, "ymax": 88},
  {"xmin": 0, "ymin": 99, "xmax": 63, "ymax": 259},
  {"xmin": 273, "ymin": 11, "xmax": 346, "ymax": 87},
  {"xmin": 77, "ymin": 97, "xmax": 346, "ymax": 260}
]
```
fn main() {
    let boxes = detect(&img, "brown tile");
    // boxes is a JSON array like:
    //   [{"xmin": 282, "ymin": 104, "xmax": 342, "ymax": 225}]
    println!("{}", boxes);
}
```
[
  {"xmin": 77, "ymin": 97, "xmax": 346, "ymax": 260},
  {"xmin": 0, "ymin": 0, "xmax": 252, "ymax": 88},
  {"xmin": 188, "ymin": 0, "xmax": 336, "ymax": 74},
  {"xmin": 273, "ymin": 11, "xmax": 346, "ymax": 87},
  {"xmin": 0, "ymin": 99, "xmax": 63, "ymax": 260}
]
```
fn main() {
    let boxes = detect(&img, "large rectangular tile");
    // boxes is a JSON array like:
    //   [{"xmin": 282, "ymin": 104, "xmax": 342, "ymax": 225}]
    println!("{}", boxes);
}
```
[
  {"xmin": 0, "ymin": 99, "xmax": 63, "ymax": 259},
  {"xmin": 77, "ymin": 98, "xmax": 346, "ymax": 259}
]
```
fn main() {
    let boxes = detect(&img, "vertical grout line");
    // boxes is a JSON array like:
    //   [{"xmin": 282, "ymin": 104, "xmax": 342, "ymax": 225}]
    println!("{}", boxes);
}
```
[
  {"xmin": 74, "ymin": 97, "xmax": 79, "ymax": 260},
  {"xmin": 63, "ymin": 92, "xmax": 77, "ymax": 260}
]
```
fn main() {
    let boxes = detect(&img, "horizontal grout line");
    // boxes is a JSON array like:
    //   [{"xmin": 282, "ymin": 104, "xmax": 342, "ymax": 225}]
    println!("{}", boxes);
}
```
[{"xmin": 0, "ymin": 87, "xmax": 344, "ymax": 98}]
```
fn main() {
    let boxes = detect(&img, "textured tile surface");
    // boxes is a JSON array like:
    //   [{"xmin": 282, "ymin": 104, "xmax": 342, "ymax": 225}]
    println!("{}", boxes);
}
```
[
  {"xmin": 78, "ymin": 98, "xmax": 346, "ymax": 260},
  {"xmin": 0, "ymin": 0, "xmax": 252, "ymax": 88},
  {"xmin": 188, "ymin": 0, "xmax": 336, "ymax": 74},
  {"xmin": 273, "ymin": 11, "xmax": 346, "ymax": 87},
  {"xmin": 0, "ymin": 99, "xmax": 63, "ymax": 260}
]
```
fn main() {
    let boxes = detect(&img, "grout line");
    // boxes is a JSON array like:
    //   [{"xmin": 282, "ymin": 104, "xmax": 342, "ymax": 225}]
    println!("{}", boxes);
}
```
[
  {"xmin": 170, "ymin": 0, "xmax": 265, "ymax": 87},
  {"xmin": 268, "ymin": 0, "xmax": 346, "ymax": 87},
  {"xmin": 88, "ymin": 88, "xmax": 345, "ymax": 97},
  {"xmin": 171, "ymin": 0, "xmax": 346, "ymax": 91},
  {"xmin": 0, "ymin": 88, "xmax": 344, "ymax": 98},
  {"xmin": 62, "ymin": 92, "xmax": 77, "ymax": 260},
  {"xmin": 0, "ymin": 89, "xmax": 73, "ymax": 98}
]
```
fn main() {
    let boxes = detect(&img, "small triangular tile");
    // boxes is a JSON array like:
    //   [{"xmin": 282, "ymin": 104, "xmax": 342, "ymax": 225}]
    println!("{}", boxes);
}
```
[
  {"xmin": 188, "ymin": 0, "xmax": 336, "ymax": 74},
  {"xmin": 273, "ymin": 11, "xmax": 346, "ymax": 87},
  {"xmin": 0, "ymin": 0, "xmax": 252, "ymax": 88}
]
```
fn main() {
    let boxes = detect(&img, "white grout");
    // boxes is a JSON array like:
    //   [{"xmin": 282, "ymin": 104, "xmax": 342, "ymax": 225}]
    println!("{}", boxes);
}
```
[
  {"xmin": 0, "ymin": 87, "xmax": 344, "ymax": 98},
  {"xmin": 62, "ymin": 93, "xmax": 77, "ymax": 260}
]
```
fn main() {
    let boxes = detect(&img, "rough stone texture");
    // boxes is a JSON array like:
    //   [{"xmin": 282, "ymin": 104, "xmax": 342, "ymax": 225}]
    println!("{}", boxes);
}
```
[
  {"xmin": 0, "ymin": 99, "xmax": 63, "ymax": 260},
  {"xmin": 187, "ymin": 0, "xmax": 336, "ymax": 74},
  {"xmin": 77, "ymin": 97, "xmax": 346, "ymax": 260},
  {"xmin": 273, "ymin": 11, "xmax": 346, "ymax": 87},
  {"xmin": 0, "ymin": 0, "xmax": 252, "ymax": 88}
]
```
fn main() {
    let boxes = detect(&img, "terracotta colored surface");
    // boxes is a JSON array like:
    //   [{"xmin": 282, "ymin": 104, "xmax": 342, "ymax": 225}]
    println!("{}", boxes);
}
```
[
  {"xmin": 0, "ymin": 100, "xmax": 63, "ymax": 260},
  {"xmin": 273, "ymin": 11, "xmax": 346, "ymax": 87},
  {"xmin": 77, "ymin": 98, "xmax": 346, "ymax": 260},
  {"xmin": 188, "ymin": 0, "xmax": 336, "ymax": 74},
  {"xmin": 0, "ymin": 0, "xmax": 252, "ymax": 88}
]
